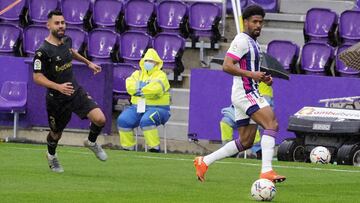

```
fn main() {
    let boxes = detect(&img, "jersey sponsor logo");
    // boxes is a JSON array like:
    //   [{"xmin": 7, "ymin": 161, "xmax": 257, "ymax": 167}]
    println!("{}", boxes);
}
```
[
  {"xmin": 34, "ymin": 59, "xmax": 42, "ymax": 70},
  {"xmin": 56, "ymin": 56, "xmax": 62, "ymax": 61},
  {"xmin": 55, "ymin": 62, "xmax": 72, "ymax": 72}
]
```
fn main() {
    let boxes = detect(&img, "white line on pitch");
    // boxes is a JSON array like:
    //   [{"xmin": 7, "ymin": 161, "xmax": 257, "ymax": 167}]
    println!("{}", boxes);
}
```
[{"xmin": 2, "ymin": 145, "xmax": 360, "ymax": 173}]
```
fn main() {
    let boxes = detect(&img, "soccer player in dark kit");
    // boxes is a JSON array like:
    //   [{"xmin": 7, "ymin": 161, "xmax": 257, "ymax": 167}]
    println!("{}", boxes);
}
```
[{"xmin": 33, "ymin": 10, "xmax": 107, "ymax": 173}]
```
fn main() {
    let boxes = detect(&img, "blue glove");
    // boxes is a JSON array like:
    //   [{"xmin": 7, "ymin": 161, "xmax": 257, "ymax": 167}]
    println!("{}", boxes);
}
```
[
  {"xmin": 134, "ymin": 89, "xmax": 143, "ymax": 97},
  {"xmin": 139, "ymin": 81, "xmax": 147, "ymax": 89}
]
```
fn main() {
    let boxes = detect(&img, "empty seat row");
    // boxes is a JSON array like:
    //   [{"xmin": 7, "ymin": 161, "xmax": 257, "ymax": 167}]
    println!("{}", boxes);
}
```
[
  {"xmin": 0, "ymin": 0, "xmax": 222, "ymax": 43},
  {"xmin": 0, "ymin": 24, "xmax": 185, "ymax": 77},
  {"xmin": 304, "ymin": 8, "xmax": 360, "ymax": 46},
  {"xmin": 266, "ymin": 40, "xmax": 360, "ymax": 77}
]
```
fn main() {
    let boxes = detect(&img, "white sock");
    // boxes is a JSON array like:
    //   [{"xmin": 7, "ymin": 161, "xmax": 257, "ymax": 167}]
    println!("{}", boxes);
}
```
[
  {"xmin": 261, "ymin": 135, "xmax": 275, "ymax": 173},
  {"xmin": 47, "ymin": 153, "xmax": 56, "ymax": 160},
  {"xmin": 87, "ymin": 140, "xmax": 96, "ymax": 146},
  {"xmin": 203, "ymin": 140, "xmax": 239, "ymax": 166}
]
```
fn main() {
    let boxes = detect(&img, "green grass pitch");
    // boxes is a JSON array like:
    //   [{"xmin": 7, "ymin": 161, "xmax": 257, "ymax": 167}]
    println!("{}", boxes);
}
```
[{"xmin": 1, "ymin": 143, "xmax": 360, "ymax": 203}]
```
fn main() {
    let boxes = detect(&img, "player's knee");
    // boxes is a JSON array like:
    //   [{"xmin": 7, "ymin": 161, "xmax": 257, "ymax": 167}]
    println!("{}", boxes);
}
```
[
  {"xmin": 49, "ymin": 131, "xmax": 62, "ymax": 141},
  {"xmin": 263, "ymin": 119, "xmax": 279, "ymax": 131},
  {"xmin": 270, "ymin": 120, "xmax": 279, "ymax": 131},
  {"xmin": 241, "ymin": 139, "xmax": 254, "ymax": 150},
  {"xmin": 93, "ymin": 116, "xmax": 106, "ymax": 127}
]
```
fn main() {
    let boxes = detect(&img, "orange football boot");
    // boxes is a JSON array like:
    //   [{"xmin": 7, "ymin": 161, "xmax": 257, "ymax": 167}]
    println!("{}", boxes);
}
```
[
  {"xmin": 260, "ymin": 170, "xmax": 286, "ymax": 183},
  {"xmin": 194, "ymin": 156, "xmax": 208, "ymax": 182}
]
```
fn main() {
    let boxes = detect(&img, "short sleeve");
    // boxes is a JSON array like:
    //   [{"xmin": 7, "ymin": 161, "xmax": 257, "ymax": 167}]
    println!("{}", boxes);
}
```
[
  {"xmin": 226, "ymin": 35, "xmax": 249, "ymax": 61},
  {"xmin": 33, "ymin": 49, "xmax": 47, "ymax": 73},
  {"xmin": 64, "ymin": 36, "xmax": 73, "ymax": 49}
]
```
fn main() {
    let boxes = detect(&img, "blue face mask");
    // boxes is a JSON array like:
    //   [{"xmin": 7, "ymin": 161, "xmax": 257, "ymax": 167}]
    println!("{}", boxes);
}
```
[{"xmin": 144, "ymin": 61, "xmax": 155, "ymax": 71}]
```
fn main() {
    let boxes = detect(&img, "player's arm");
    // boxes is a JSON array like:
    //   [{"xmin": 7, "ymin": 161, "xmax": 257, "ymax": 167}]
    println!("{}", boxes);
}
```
[
  {"xmin": 223, "ymin": 56, "xmax": 267, "ymax": 81},
  {"xmin": 71, "ymin": 48, "xmax": 101, "ymax": 74},
  {"xmin": 33, "ymin": 73, "xmax": 74, "ymax": 96}
]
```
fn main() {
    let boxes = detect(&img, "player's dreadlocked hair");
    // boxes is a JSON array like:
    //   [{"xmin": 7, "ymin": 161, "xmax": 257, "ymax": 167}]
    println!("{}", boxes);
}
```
[
  {"xmin": 243, "ymin": 5, "xmax": 265, "ymax": 20},
  {"xmin": 47, "ymin": 10, "xmax": 63, "ymax": 19}
]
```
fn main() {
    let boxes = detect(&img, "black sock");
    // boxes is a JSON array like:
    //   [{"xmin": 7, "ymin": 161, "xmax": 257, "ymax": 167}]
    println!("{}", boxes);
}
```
[
  {"xmin": 47, "ymin": 133, "xmax": 58, "ymax": 155},
  {"xmin": 88, "ymin": 123, "xmax": 103, "ymax": 143}
]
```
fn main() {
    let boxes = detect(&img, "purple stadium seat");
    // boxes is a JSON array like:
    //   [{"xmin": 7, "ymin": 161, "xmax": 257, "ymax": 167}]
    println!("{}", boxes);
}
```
[
  {"xmin": 226, "ymin": 0, "xmax": 248, "ymax": 14},
  {"xmin": 61, "ymin": 0, "xmax": 91, "ymax": 26},
  {"xmin": 339, "ymin": 10, "xmax": 360, "ymax": 45},
  {"xmin": 124, "ymin": 0, "xmax": 155, "ymax": 31},
  {"xmin": 189, "ymin": 2, "xmax": 221, "ymax": 41},
  {"xmin": 0, "ymin": 81, "xmax": 27, "ymax": 138},
  {"xmin": 153, "ymin": 33, "xmax": 185, "ymax": 75},
  {"xmin": 0, "ymin": 81, "xmax": 27, "ymax": 112},
  {"xmin": 304, "ymin": 8, "xmax": 338, "ymax": 45},
  {"xmin": 87, "ymin": 28, "xmax": 119, "ymax": 61},
  {"xmin": 248, "ymin": 0, "xmax": 278, "ymax": 12},
  {"xmin": 301, "ymin": 42, "xmax": 334, "ymax": 76},
  {"xmin": 119, "ymin": 30, "xmax": 152, "ymax": 65},
  {"xmin": 0, "ymin": 0, "xmax": 26, "ymax": 22},
  {"xmin": 0, "ymin": 23, "xmax": 22, "ymax": 56},
  {"xmin": 356, "ymin": 0, "xmax": 360, "ymax": 9},
  {"xmin": 267, "ymin": 40, "xmax": 299, "ymax": 73},
  {"xmin": 336, "ymin": 44, "xmax": 360, "ymax": 77},
  {"xmin": 23, "ymin": 25, "xmax": 49, "ymax": 56},
  {"xmin": 156, "ymin": 0, "xmax": 188, "ymax": 36},
  {"xmin": 93, "ymin": 0, "xmax": 123, "ymax": 27},
  {"xmin": 28, "ymin": 0, "xmax": 58, "ymax": 24},
  {"xmin": 113, "ymin": 63, "xmax": 137, "ymax": 95},
  {"xmin": 65, "ymin": 27, "xmax": 87, "ymax": 53}
]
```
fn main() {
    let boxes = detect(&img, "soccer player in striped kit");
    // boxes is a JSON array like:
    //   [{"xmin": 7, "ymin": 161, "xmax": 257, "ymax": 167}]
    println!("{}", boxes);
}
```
[{"xmin": 194, "ymin": 5, "xmax": 286, "ymax": 183}]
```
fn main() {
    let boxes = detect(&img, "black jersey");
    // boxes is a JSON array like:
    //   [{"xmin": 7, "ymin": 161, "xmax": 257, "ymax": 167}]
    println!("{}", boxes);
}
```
[{"xmin": 33, "ymin": 36, "xmax": 79, "ymax": 99}]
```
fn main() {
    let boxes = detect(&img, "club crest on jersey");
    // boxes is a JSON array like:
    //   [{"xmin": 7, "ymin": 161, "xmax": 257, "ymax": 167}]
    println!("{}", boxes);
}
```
[{"xmin": 34, "ymin": 59, "xmax": 41, "ymax": 70}]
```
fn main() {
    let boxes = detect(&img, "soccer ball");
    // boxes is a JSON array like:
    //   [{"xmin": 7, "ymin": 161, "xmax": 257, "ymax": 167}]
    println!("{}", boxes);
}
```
[
  {"xmin": 310, "ymin": 146, "xmax": 331, "ymax": 164},
  {"xmin": 251, "ymin": 179, "xmax": 276, "ymax": 201}
]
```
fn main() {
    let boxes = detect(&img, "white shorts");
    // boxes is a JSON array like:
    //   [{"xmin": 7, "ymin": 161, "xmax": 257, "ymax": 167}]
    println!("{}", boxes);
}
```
[{"xmin": 232, "ymin": 90, "xmax": 270, "ymax": 126}]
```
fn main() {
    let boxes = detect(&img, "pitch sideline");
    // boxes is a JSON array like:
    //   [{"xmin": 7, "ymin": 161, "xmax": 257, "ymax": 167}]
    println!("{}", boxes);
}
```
[{"xmin": 2, "ymin": 145, "xmax": 360, "ymax": 173}]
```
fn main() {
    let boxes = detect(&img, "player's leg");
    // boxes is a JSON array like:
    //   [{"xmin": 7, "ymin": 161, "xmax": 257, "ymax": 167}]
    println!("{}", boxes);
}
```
[
  {"xmin": 46, "ymin": 130, "xmax": 65, "ymax": 173},
  {"xmin": 73, "ymin": 88, "xmax": 107, "ymax": 161},
  {"xmin": 204, "ymin": 123, "xmax": 257, "ymax": 166},
  {"xmin": 194, "ymin": 94, "xmax": 257, "ymax": 182},
  {"xmin": 251, "ymin": 106, "xmax": 286, "ymax": 183},
  {"xmin": 45, "ymin": 99, "xmax": 71, "ymax": 173},
  {"xmin": 117, "ymin": 105, "xmax": 141, "ymax": 150},
  {"xmin": 205, "ymin": 123, "xmax": 257, "ymax": 162},
  {"xmin": 139, "ymin": 107, "xmax": 170, "ymax": 152},
  {"xmin": 87, "ymin": 108, "xmax": 106, "ymax": 142},
  {"xmin": 194, "ymin": 124, "xmax": 257, "ymax": 182}
]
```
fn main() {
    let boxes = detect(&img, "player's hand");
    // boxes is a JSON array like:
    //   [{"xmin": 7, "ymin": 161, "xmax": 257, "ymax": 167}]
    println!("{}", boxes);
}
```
[
  {"xmin": 250, "ymin": 71, "xmax": 266, "ymax": 81},
  {"xmin": 88, "ymin": 62, "xmax": 102, "ymax": 74},
  {"xmin": 57, "ymin": 82, "xmax": 74, "ymax": 96},
  {"xmin": 263, "ymin": 75, "xmax": 273, "ymax": 86}
]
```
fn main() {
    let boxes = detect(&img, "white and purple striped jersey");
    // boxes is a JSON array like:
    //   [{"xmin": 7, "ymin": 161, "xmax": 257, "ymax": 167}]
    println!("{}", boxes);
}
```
[{"xmin": 226, "ymin": 33, "xmax": 261, "ymax": 98}]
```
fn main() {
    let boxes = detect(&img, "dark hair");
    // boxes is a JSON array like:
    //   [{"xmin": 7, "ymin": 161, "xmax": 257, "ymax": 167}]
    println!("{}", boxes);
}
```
[
  {"xmin": 242, "ymin": 5, "xmax": 265, "ymax": 20},
  {"xmin": 47, "ymin": 10, "xmax": 63, "ymax": 19}
]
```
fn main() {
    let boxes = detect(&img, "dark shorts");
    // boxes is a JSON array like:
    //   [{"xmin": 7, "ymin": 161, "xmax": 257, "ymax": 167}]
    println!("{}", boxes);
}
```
[{"xmin": 46, "ymin": 87, "xmax": 98, "ymax": 133}]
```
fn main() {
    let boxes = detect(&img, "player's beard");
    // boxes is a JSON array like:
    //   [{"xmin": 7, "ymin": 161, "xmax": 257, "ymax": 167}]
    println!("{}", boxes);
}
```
[
  {"xmin": 51, "ymin": 29, "xmax": 65, "ymax": 40},
  {"xmin": 252, "ymin": 29, "xmax": 261, "ymax": 38}
]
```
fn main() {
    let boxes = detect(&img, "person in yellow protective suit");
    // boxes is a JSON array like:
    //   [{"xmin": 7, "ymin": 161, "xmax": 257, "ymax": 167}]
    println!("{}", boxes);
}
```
[
  {"xmin": 220, "ymin": 82, "xmax": 273, "ymax": 158},
  {"xmin": 116, "ymin": 49, "xmax": 171, "ymax": 152}
]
